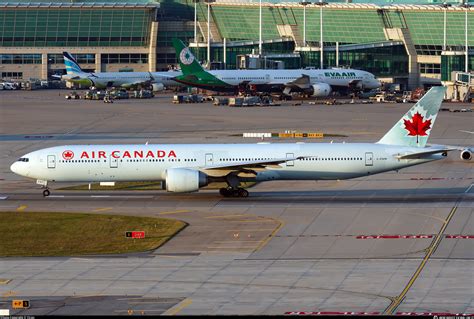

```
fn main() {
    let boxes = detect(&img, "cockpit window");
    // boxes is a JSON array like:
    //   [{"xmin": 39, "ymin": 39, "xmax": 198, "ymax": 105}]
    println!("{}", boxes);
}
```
[{"xmin": 17, "ymin": 158, "xmax": 29, "ymax": 162}]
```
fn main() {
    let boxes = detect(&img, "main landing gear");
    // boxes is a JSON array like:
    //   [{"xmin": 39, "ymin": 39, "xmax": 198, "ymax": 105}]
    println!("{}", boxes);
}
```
[
  {"xmin": 42, "ymin": 189, "xmax": 50, "ymax": 197},
  {"xmin": 219, "ymin": 188, "xmax": 249, "ymax": 198}
]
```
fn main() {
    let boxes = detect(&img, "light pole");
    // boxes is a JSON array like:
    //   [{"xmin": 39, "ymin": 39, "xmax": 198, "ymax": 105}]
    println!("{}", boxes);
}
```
[
  {"xmin": 300, "ymin": 1, "xmax": 311, "ymax": 46},
  {"xmin": 461, "ymin": 2, "xmax": 471, "ymax": 72},
  {"xmin": 259, "ymin": 0, "xmax": 262, "ymax": 56},
  {"xmin": 204, "ymin": 0, "xmax": 215, "ymax": 65},
  {"xmin": 441, "ymin": 2, "xmax": 451, "ymax": 51},
  {"xmin": 315, "ymin": 0, "xmax": 327, "ymax": 69},
  {"xmin": 193, "ymin": 0, "xmax": 199, "ymax": 44}
]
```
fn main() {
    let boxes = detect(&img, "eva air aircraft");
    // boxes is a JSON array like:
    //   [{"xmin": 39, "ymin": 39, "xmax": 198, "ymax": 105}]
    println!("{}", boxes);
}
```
[
  {"xmin": 59, "ymin": 52, "xmax": 181, "ymax": 90},
  {"xmin": 11, "ymin": 86, "xmax": 462, "ymax": 198},
  {"xmin": 171, "ymin": 39, "xmax": 381, "ymax": 96}
]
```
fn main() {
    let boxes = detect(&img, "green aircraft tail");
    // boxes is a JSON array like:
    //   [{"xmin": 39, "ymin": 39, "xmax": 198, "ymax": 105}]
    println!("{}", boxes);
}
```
[
  {"xmin": 172, "ymin": 39, "xmax": 205, "ymax": 75},
  {"xmin": 171, "ymin": 38, "xmax": 232, "ymax": 90}
]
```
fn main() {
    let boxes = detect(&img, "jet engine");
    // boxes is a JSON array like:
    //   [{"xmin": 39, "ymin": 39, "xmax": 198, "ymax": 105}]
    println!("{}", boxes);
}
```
[
  {"xmin": 165, "ymin": 168, "xmax": 208, "ymax": 192},
  {"xmin": 310, "ymin": 83, "xmax": 332, "ymax": 97},
  {"xmin": 460, "ymin": 148, "xmax": 472, "ymax": 161},
  {"xmin": 152, "ymin": 83, "xmax": 165, "ymax": 92}
]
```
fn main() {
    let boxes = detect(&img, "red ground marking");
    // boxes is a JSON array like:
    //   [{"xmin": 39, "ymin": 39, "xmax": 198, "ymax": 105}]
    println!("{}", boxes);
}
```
[
  {"xmin": 356, "ymin": 235, "xmax": 433, "ymax": 239},
  {"xmin": 285, "ymin": 312, "xmax": 380, "ymax": 315},
  {"xmin": 285, "ymin": 312, "xmax": 474, "ymax": 316},
  {"xmin": 445, "ymin": 235, "xmax": 474, "ymax": 239}
]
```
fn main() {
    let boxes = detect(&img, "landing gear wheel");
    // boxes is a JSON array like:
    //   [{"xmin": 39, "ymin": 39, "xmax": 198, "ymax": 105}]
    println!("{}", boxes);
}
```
[
  {"xmin": 43, "ymin": 189, "xmax": 50, "ymax": 197},
  {"xmin": 238, "ymin": 189, "xmax": 249, "ymax": 198},
  {"xmin": 220, "ymin": 188, "xmax": 249, "ymax": 198}
]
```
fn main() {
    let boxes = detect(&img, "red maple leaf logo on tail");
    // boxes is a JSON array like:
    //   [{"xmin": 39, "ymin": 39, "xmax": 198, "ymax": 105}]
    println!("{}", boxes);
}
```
[{"xmin": 403, "ymin": 112, "xmax": 432, "ymax": 144}]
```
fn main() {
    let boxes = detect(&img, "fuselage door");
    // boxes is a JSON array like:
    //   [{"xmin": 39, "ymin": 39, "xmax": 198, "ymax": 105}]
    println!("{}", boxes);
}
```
[
  {"xmin": 286, "ymin": 153, "xmax": 294, "ymax": 167},
  {"xmin": 365, "ymin": 152, "xmax": 374, "ymax": 166},
  {"xmin": 47, "ymin": 155, "xmax": 56, "ymax": 169},
  {"xmin": 205, "ymin": 153, "xmax": 214, "ymax": 167},
  {"xmin": 110, "ymin": 156, "xmax": 118, "ymax": 168}
]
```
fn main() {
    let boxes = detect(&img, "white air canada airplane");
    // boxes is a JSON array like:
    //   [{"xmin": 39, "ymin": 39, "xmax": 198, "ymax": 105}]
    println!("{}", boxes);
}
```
[
  {"xmin": 58, "ymin": 52, "xmax": 181, "ymax": 91},
  {"xmin": 10, "ymin": 86, "xmax": 471, "ymax": 198}
]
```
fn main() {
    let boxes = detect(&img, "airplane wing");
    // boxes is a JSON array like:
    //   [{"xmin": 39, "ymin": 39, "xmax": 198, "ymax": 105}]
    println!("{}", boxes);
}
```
[
  {"xmin": 284, "ymin": 74, "xmax": 311, "ymax": 90},
  {"xmin": 61, "ymin": 74, "xmax": 81, "ymax": 81},
  {"xmin": 394, "ymin": 148, "xmax": 457, "ymax": 160},
  {"xmin": 348, "ymin": 79, "xmax": 362, "ymax": 88},
  {"xmin": 197, "ymin": 156, "xmax": 306, "ymax": 176}
]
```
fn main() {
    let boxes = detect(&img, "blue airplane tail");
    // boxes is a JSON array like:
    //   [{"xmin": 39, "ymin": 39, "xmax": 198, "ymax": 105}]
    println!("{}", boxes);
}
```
[{"xmin": 63, "ymin": 52, "xmax": 84, "ymax": 75}]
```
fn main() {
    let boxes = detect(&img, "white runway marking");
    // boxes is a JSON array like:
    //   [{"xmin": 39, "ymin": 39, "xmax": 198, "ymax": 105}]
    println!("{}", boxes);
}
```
[
  {"xmin": 465, "ymin": 184, "xmax": 474, "ymax": 194},
  {"xmin": 48, "ymin": 195, "xmax": 154, "ymax": 199},
  {"xmin": 0, "ymin": 196, "xmax": 8, "ymax": 200}
]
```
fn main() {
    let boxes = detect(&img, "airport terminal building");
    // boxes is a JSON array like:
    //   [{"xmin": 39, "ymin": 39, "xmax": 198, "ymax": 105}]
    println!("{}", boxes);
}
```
[{"xmin": 0, "ymin": 0, "xmax": 473, "ymax": 91}]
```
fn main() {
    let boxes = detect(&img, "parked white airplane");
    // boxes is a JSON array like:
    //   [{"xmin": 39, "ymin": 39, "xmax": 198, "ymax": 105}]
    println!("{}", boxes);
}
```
[
  {"xmin": 59, "ymin": 52, "xmax": 181, "ymax": 90},
  {"xmin": 171, "ymin": 39, "xmax": 381, "ymax": 96},
  {"xmin": 11, "ymin": 86, "xmax": 463, "ymax": 197}
]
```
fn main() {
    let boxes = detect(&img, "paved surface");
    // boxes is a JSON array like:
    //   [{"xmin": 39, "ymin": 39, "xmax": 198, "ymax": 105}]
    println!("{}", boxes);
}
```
[{"xmin": 0, "ymin": 90, "xmax": 473, "ymax": 315}]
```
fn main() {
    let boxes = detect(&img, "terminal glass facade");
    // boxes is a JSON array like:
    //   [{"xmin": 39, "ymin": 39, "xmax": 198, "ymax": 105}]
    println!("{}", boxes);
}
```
[
  {"xmin": 0, "ymin": 54, "xmax": 42, "ymax": 64},
  {"xmin": 48, "ymin": 53, "xmax": 95, "ymax": 64},
  {"xmin": 0, "ymin": 8, "xmax": 153, "ymax": 47},
  {"xmin": 102, "ymin": 54, "xmax": 149, "ymax": 64}
]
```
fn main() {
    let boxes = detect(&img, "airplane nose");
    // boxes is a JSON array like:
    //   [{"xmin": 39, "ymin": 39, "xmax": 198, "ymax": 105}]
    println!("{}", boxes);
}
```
[{"xmin": 10, "ymin": 162, "xmax": 20, "ymax": 175}]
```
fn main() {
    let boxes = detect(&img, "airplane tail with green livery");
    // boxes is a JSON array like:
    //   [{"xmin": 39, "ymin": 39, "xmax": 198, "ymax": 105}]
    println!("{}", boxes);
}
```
[{"xmin": 171, "ymin": 39, "xmax": 234, "ymax": 91}]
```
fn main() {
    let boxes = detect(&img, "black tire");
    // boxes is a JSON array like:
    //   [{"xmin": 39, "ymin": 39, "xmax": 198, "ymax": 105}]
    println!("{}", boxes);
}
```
[
  {"xmin": 219, "ymin": 188, "xmax": 227, "ymax": 196},
  {"xmin": 43, "ymin": 189, "xmax": 50, "ymax": 197},
  {"xmin": 238, "ymin": 189, "xmax": 249, "ymax": 198}
]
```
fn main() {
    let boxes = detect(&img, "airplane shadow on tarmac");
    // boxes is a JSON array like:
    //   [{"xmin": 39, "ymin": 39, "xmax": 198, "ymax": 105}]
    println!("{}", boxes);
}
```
[{"xmin": 11, "ymin": 187, "xmax": 472, "ymax": 204}]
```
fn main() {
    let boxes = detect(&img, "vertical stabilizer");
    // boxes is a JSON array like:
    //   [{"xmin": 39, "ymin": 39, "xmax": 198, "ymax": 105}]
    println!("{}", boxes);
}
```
[
  {"xmin": 63, "ymin": 52, "xmax": 84, "ymax": 75},
  {"xmin": 172, "ymin": 39, "xmax": 205, "ymax": 75},
  {"xmin": 377, "ymin": 86, "xmax": 446, "ymax": 147}
]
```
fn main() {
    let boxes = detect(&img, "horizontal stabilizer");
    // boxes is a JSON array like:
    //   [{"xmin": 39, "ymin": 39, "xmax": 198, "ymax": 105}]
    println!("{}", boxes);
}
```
[{"xmin": 394, "ymin": 148, "xmax": 455, "ymax": 159}]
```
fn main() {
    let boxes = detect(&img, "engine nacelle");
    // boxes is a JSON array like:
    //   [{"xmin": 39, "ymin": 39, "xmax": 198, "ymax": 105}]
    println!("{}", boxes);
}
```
[
  {"xmin": 460, "ymin": 148, "xmax": 472, "ymax": 161},
  {"xmin": 152, "ymin": 83, "xmax": 164, "ymax": 92},
  {"xmin": 310, "ymin": 83, "xmax": 332, "ymax": 97},
  {"xmin": 165, "ymin": 168, "xmax": 208, "ymax": 193}
]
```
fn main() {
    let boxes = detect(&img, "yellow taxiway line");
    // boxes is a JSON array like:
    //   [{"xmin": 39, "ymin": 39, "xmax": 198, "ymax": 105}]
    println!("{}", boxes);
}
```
[
  {"xmin": 92, "ymin": 207, "xmax": 112, "ymax": 213},
  {"xmin": 158, "ymin": 210, "xmax": 190, "ymax": 215},
  {"xmin": 254, "ymin": 217, "xmax": 285, "ymax": 252},
  {"xmin": 163, "ymin": 298, "xmax": 193, "ymax": 315},
  {"xmin": 383, "ymin": 205, "xmax": 458, "ymax": 314}
]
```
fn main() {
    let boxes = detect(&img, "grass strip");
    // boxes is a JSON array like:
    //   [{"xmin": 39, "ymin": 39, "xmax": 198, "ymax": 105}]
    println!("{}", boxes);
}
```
[{"xmin": 0, "ymin": 212, "xmax": 186, "ymax": 257}]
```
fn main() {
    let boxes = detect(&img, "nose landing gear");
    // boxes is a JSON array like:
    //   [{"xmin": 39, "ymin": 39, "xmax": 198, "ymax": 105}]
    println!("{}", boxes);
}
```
[
  {"xmin": 219, "ymin": 188, "xmax": 249, "ymax": 198},
  {"xmin": 36, "ymin": 180, "xmax": 50, "ymax": 197}
]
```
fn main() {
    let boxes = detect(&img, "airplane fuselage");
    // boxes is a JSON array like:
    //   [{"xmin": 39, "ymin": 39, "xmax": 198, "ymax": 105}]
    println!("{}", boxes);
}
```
[
  {"xmin": 69, "ymin": 71, "xmax": 182, "ymax": 89},
  {"xmin": 213, "ymin": 69, "xmax": 379, "ymax": 88},
  {"xmin": 11, "ymin": 143, "xmax": 442, "ymax": 184},
  {"xmin": 175, "ymin": 68, "xmax": 381, "ymax": 94}
]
